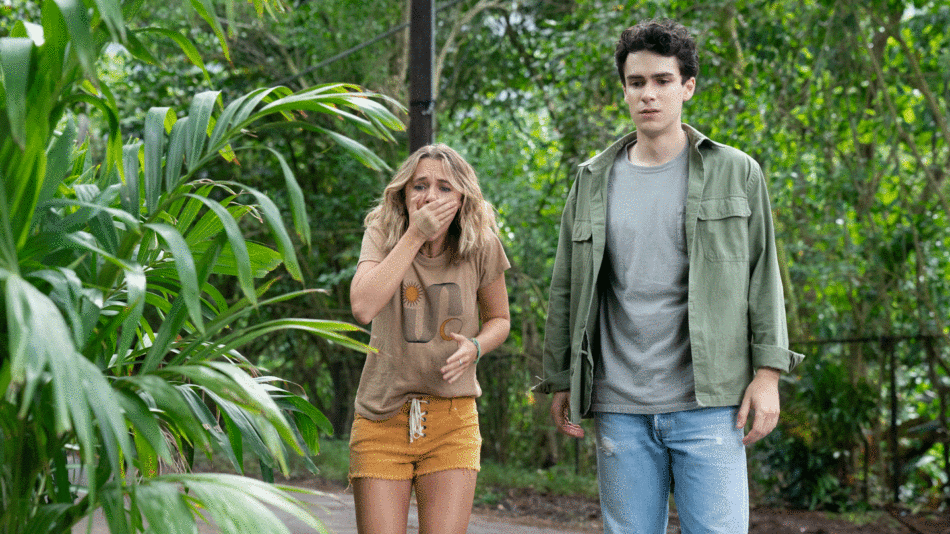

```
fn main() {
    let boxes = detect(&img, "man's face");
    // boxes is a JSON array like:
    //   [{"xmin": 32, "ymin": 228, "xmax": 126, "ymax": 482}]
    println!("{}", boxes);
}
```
[{"xmin": 622, "ymin": 50, "xmax": 696, "ymax": 139}]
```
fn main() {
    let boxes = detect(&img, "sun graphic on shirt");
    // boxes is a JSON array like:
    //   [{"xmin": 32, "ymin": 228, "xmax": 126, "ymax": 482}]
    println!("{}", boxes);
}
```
[{"xmin": 402, "ymin": 282, "xmax": 424, "ymax": 307}]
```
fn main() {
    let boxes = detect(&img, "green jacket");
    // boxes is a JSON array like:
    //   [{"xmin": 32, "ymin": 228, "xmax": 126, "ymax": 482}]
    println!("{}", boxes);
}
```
[{"xmin": 534, "ymin": 125, "xmax": 804, "ymax": 422}]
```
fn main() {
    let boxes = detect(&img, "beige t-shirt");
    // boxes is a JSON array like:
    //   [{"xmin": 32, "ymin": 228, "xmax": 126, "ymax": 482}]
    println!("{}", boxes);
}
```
[{"xmin": 354, "ymin": 224, "xmax": 510, "ymax": 420}]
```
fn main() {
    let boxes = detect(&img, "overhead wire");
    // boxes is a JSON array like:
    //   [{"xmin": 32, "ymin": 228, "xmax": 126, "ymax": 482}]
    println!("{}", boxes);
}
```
[{"xmin": 273, "ymin": 0, "xmax": 471, "ymax": 87}]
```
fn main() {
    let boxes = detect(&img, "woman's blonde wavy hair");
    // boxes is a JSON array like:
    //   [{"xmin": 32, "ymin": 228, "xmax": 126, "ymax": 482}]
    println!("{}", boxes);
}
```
[{"xmin": 363, "ymin": 144, "xmax": 498, "ymax": 262}]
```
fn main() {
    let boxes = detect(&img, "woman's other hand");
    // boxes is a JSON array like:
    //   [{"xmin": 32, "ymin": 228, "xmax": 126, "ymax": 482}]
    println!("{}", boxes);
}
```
[{"xmin": 441, "ymin": 333, "xmax": 477, "ymax": 384}]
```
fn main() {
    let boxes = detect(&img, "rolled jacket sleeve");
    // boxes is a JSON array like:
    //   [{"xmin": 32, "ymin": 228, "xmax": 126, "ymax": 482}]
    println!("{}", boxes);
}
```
[{"xmin": 746, "ymin": 164, "xmax": 804, "ymax": 373}]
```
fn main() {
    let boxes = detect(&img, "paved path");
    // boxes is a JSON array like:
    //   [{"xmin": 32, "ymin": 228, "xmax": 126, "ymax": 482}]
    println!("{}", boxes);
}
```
[{"xmin": 72, "ymin": 488, "xmax": 596, "ymax": 534}]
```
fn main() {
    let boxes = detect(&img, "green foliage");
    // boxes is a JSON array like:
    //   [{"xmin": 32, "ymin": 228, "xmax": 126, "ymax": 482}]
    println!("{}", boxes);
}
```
[
  {"xmin": 302, "ymin": 438, "xmax": 352, "ymax": 484},
  {"xmin": 437, "ymin": 0, "xmax": 950, "ymax": 510},
  {"xmin": 476, "ymin": 460, "xmax": 599, "ymax": 503},
  {"xmin": 77, "ymin": 0, "xmax": 950, "ymax": 512},
  {"xmin": 757, "ymin": 356, "xmax": 878, "ymax": 510},
  {"xmin": 0, "ymin": 1, "xmax": 402, "ymax": 533}
]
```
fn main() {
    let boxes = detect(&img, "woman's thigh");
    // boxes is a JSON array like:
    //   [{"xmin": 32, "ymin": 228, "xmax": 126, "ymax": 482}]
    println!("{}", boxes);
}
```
[
  {"xmin": 352, "ymin": 477, "xmax": 413, "ymax": 534},
  {"xmin": 414, "ymin": 468, "xmax": 478, "ymax": 534}
]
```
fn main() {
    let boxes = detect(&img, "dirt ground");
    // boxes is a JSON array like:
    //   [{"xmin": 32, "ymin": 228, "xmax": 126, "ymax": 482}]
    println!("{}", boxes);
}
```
[
  {"xmin": 303, "ymin": 477, "xmax": 948, "ymax": 534},
  {"xmin": 471, "ymin": 487, "xmax": 950, "ymax": 534}
]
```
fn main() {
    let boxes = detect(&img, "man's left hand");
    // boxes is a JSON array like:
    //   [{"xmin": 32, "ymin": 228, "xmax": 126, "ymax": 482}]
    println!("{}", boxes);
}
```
[{"xmin": 737, "ymin": 367, "xmax": 782, "ymax": 445}]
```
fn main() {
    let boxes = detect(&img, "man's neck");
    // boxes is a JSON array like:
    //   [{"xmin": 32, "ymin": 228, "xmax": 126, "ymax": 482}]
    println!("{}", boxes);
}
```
[{"xmin": 628, "ymin": 126, "xmax": 688, "ymax": 167}]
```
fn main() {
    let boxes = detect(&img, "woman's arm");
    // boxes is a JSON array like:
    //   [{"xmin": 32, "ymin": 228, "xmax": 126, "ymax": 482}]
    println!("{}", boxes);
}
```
[
  {"xmin": 441, "ymin": 272, "xmax": 510, "ymax": 383},
  {"xmin": 349, "ymin": 197, "xmax": 459, "ymax": 324},
  {"xmin": 349, "ymin": 229, "xmax": 426, "ymax": 325}
]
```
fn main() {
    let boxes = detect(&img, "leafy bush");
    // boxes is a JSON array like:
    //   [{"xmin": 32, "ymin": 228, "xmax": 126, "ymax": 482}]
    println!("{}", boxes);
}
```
[
  {"xmin": 756, "ymin": 357, "xmax": 878, "ymax": 511},
  {"xmin": 0, "ymin": 1, "xmax": 401, "ymax": 533}
]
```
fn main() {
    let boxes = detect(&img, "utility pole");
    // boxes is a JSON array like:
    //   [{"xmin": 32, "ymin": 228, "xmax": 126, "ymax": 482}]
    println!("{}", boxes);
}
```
[{"xmin": 408, "ymin": 0, "xmax": 434, "ymax": 152}]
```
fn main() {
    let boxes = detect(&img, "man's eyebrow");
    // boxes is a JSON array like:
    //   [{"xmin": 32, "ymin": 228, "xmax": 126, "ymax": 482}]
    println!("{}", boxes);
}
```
[{"xmin": 627, "ymin": 71, "xmax": 676, "ymax": 80}]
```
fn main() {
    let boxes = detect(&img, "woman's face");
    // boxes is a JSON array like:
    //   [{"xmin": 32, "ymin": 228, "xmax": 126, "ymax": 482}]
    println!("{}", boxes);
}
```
[{"xmin": 404, "ymin": 158, "xmax": 463, "ymax": 237}]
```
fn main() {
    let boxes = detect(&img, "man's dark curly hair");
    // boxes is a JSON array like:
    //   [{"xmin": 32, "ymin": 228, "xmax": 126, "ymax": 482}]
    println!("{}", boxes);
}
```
[{"xmin": 614, "ymin": 19, "xmax": 698, "ymax": 85}]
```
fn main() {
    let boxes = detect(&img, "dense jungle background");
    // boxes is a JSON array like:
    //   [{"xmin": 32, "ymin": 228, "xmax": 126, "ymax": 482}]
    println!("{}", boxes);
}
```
[{"xmin": 3, "ymin": 0, "xmax": 948, "ymax": 526}]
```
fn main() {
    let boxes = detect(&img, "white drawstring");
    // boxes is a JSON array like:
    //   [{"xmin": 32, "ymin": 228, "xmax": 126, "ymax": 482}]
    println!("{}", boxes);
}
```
[{"xmin": 409, "ymin": 398, "xmax": 428, "ymax": 443}]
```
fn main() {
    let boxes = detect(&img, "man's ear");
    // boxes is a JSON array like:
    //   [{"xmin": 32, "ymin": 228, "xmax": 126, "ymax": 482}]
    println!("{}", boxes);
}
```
[{"xmin": 683, "ymin": 77, "xmax": 696, "ymax": 101}]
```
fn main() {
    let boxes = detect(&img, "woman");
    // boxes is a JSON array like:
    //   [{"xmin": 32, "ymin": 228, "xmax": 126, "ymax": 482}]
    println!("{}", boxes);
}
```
[{"xmin": 348, "ymin": 144, "xmax": 510, "ymax": 534}]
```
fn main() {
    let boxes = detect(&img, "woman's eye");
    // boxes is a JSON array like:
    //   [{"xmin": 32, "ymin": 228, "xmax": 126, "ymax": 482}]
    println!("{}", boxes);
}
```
[{"xmin": 440, "ymin": 186, "xmax": 452, "ymax": 193}]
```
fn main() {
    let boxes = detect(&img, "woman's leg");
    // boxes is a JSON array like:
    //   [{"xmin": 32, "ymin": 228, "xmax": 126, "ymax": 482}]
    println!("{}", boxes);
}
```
[
  {"xmin": 413, "ymin": 468, "xmax": 478, "ymax": 534},
  {"xmin": 352, "ymin": 477, "xmax": 414, "ymax": 534}
]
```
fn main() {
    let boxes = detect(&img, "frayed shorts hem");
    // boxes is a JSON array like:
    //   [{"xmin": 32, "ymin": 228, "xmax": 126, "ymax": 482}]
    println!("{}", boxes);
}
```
[
  {"xmin": 349, "ymin": 396, "xmax": 481, "ymax": 481},
  {"xmin": 349, "ymin": 465, "xmax": 480, "ymax": 483}
]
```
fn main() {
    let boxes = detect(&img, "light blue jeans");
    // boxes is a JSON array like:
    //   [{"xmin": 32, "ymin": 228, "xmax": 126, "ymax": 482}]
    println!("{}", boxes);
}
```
[{"xmin": 593, "ymin": 407, "xmax": 748, "ymax": 534}]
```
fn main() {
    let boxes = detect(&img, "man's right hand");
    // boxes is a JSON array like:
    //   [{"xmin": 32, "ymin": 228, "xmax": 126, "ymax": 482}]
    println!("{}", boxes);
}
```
[{"xmin": 550, "ymin": 390, "xmax": 585, "ymax": 438}]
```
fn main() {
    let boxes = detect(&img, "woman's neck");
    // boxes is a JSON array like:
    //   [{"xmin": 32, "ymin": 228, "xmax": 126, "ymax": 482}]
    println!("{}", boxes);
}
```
[{"xmin": 420, "ymin": 236, "xmax": 447, "ymax": 258}]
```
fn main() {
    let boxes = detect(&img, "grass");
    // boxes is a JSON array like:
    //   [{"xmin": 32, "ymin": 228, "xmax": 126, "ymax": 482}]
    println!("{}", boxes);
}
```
[
  {"xmin": 306, "ymin": 438, "xmax": 351, "ymax": 484},
  {"xmin": 476, "ymin": 461, "xmax": 599, "ymax": 502},
  {"xmin": 826, "ymin": 510, "xmax": 891, "ymax": 527}
]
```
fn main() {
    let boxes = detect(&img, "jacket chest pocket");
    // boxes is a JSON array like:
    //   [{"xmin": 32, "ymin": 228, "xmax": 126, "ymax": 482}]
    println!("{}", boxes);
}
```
[
  {"xmin": 570, "ymin": 219, "xmax": 593, "ymax": 281},
  {"xmin": 697, "ymin": 197, "xmax": 750, "ymax": 262},
  {"xmin": 572, "ymin": 219, "xmax": 592, "ymax": 242}
]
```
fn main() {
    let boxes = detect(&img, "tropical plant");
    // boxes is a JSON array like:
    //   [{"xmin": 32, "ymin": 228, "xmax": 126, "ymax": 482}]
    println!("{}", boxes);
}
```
[{"xmin": 0, "ymin": 1, "xmax": 402, "ymax": 533}]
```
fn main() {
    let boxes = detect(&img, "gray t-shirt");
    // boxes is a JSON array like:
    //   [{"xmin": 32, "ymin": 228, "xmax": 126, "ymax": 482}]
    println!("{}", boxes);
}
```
[{"xmin": 592, "ymin": 143, "xmax": 699, "ymax": 414}]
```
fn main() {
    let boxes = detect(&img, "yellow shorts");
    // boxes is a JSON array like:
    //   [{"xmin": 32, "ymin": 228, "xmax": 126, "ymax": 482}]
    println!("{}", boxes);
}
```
[{"xmin": 348, "ymin": 396, "xmax": 481, "ymax": 481}]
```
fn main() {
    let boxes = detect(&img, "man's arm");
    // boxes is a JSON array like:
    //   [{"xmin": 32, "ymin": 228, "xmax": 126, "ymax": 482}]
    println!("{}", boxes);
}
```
[
  {"xmin": 534, "ymin": 178, "xmax": 581, "ymax": 395},
  {"xmin": 535, "ymin": 177, "xmax": 587, "ymax": 436},
  {"xmin": 745, "ymin": 164, "xmax": 801, "ymax": 372},
  {"xmin": 739, "ymin": 163, "xmax": 804, "ymax": 444}
]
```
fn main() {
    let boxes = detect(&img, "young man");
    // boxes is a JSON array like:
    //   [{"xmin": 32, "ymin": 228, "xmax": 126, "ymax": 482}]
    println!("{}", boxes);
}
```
[{"xmin": 534, "ymin": 19, "xmax": 804, "ymax": 534}]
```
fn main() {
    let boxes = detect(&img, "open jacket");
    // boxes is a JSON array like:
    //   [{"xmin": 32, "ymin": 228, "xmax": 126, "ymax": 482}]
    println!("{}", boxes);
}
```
[{"xmin": 534, "ymin": 125, "xmax": 804, "ymax": 422}]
